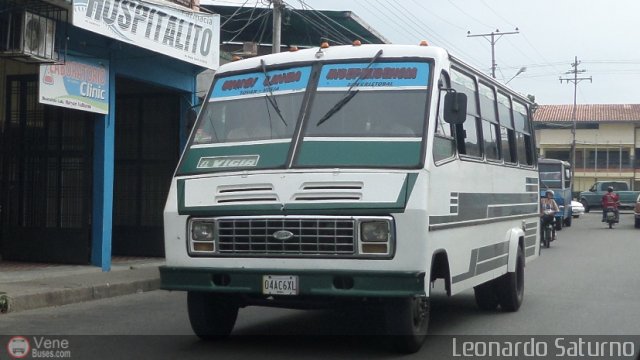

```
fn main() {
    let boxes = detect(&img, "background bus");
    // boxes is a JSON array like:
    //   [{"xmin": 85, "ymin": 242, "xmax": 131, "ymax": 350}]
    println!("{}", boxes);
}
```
[{"xmin": 538, "ymin": 158, "xmax": 573, "ymax": 228}]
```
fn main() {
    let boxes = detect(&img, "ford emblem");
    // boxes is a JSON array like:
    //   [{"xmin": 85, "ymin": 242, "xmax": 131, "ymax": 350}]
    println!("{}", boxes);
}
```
[{"xmin": 273, "ymin": 230, "xmax": 294, "ymax": 240}]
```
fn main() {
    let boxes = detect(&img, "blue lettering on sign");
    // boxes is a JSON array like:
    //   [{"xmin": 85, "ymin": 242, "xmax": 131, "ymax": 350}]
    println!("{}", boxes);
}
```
[
  {"xmin": 211, "ymin": 66, "xmax": 312, "ymax": 99},
  {"xmin": 318, "ymin": 62, "xmax": 430, "ymax": 88}
]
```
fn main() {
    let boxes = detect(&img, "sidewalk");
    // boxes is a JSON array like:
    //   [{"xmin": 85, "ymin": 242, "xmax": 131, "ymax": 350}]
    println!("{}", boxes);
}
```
[{"xmin": 0, "ymin": 257, "xmax": 164, "ymax": 314}]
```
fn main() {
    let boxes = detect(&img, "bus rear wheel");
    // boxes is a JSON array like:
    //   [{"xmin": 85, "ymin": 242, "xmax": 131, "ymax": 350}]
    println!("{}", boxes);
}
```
[
  {"xmin": 496, "ymin": 246, "xmax": 525, "ymax": 312},
  {"xmin": 187, "ymin": 292, "xmax": 239, "ymax": 340},
  {"xmin": 474, "ymin": 281, "xmax": 499, "ymax": 311}
]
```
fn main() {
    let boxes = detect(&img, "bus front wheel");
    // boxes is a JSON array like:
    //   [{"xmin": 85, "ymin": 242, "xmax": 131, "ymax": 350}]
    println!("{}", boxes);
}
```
[
  {"xmin": 384, "ymin": 296, "xmax": 429, "ymax": 354},
  {"xmin": 187, "ymin": 291, "xmax": 239, "ymax": 340}
]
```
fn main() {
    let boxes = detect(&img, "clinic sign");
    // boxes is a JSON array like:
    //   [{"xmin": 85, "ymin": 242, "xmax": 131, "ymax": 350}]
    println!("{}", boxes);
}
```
[
  {"xmin": 72, "ymin": 0, "xmax": 220, "ymax": 69},
  {"xmin": 39, "ymin": 54, "xmax": 109, "ymax": 114}
]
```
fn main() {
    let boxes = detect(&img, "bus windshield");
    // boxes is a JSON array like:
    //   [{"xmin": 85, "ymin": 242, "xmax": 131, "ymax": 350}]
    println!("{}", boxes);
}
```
[
  {"xmin": 182, "ymin": 60, "xmax": 431, "ymax": 173},
  {"xmin": 538, "ymin": 162, "xmax": 571, "ymax": 189},
  {"xmin": 193, "ymin": 66, "xmax": 311, "ymax": 145},
  {"xmin": 195, "ymin": 93, "xmax": 303, "ymax": 144},
  {"xmin": 305, "ymin": 90, "xmax": 426, "ymax": 138},
  {"xmin": 295, "ymin": 61, "xmax": 430, "ymax": 168}
]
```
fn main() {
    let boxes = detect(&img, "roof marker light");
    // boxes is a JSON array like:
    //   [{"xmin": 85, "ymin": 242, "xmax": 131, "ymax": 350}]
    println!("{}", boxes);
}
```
[
  {"xmin": 352, "ymin": 40, "xmax": 362, "ymax": 46},
  {"xmin": 289, "ymin": 46, "xmax": 299, "ymax": 52},
  {"xmin": 320, "ymin": 41, "xmax": 330, "ymax": 49},
  {"xmin": 419, "ymin": 40, "xmax": 429, "ymax": 46}
]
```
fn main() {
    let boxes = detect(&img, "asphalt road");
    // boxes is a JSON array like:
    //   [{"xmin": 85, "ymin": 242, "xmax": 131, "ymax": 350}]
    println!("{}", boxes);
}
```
[{"xmin": 1, "ymin": 212, "xmax": 639, "ymax": 359}]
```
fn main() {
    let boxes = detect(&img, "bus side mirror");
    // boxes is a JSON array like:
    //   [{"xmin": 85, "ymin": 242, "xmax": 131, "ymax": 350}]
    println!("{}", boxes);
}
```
[{"xmin": 443, "ymin": 91, "xmax": 467, "ymax": 125}]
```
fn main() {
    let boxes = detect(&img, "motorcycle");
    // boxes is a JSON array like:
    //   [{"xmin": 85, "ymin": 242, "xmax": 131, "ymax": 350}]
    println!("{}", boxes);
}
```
[
  {"xmin": 605, "ymin": 206, "xmax": 619, "ymax": 229},
  {"xmin": 541, "ymin": 209, "xmax": 555, "ymax": 248}
]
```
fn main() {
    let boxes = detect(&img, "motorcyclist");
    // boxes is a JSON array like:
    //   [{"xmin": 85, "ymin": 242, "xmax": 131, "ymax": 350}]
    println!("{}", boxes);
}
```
[
  {"xmin": 601, "ymin": 186, "xmax": 620, "ymax": 222},
  {"xmin": 540, "ymin": 189, "xmax": 559, "ymax": 240}
]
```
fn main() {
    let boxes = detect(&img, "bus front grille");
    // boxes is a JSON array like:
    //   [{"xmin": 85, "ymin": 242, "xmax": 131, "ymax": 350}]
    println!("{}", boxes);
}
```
[{"xmin": 216, "ymin": 217, "xmax": 356, "ymax": 256}]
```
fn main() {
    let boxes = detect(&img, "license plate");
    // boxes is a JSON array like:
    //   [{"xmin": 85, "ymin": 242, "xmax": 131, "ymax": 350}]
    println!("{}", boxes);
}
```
[{"xmin": 262, "ymin": 275, "xmax": 298, "ymax": 295}]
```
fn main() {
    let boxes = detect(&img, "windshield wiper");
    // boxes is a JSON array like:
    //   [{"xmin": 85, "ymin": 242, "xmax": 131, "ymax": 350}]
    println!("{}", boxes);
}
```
[
  {"xmin": 261, "ymin": 59, "xmax": 287, "ymax": 127},
  {"xmin": 316, "ymin": 49, "xmax": 383, "ymax": 127}
]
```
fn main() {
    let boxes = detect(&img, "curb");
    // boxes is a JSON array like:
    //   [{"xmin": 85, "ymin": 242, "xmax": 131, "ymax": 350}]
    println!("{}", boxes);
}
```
[{"xmin": 3, "ymin": 278, "xmax": 160, "ymax": 314}]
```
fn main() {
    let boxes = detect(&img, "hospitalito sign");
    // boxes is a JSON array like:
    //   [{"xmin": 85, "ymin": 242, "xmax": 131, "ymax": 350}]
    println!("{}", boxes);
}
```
[{"xmin": 72, "ymin": 0, "xmax": 220, "ymax": 69}]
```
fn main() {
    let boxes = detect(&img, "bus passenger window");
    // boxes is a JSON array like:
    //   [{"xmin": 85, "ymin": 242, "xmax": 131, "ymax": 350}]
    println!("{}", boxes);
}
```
[
  {"xmin": 479, "ymin": 83, "xmax": 500, "ymax": 161},
  {"xmin": 513, "ymin": 100, "xmax": 533, "ymax": 165},
  {"xmin": 435, "ymin": 73, "xmax": 455, "ymax": 162},
  {"xmin": 497, "ymin": 92, "xmax": 517, "ymax": 163},
  {"xmin": 451, "ymin": 69, "xmax": 481, "ymax": 157}
]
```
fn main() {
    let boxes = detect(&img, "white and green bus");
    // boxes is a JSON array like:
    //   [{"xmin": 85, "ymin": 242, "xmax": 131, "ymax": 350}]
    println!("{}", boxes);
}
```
[{"xmin": 160, "ymin": 42, "xmax": 539, "ymax": 353}]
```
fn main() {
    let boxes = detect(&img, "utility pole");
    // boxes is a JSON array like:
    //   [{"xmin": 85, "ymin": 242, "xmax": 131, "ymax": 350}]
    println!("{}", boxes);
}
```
[
  {"xmin": 559, "ymin": 56, "xmax": 592, "ymax": 196},
  {"xmin": 467, "ymin": 28, "xmax": 519, "ymax": 78},
  {"xmin": 272, "ymin": 0, "xmax": 283, "ymax": 53}
]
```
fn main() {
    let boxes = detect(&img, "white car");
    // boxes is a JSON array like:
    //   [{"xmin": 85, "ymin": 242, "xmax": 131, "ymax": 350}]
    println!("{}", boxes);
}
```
[{"xmin": 571, "ymin": 200, "xmax": 585, "ymax": 218}]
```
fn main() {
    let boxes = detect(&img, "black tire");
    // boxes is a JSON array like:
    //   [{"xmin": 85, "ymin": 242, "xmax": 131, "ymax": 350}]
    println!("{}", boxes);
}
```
[
  {"xmin": 564, "ymin": 215, "xmax": 572, "ymax": 227},
  {"xmin": 496, "ymin": 246, "xmax": 525, "ymax": 312},
  {"xmin": 543, "ymin": 228, "xmax": 551, "ymax": 248},
  {"xmin": 384, "ymin": 296, "xmax": 429, "ymax": 354},
  {"xmin": 609, "ymin": 222, "xmax": 613, "ymax": 229},
  {"xmin": 474, "ymin": 281, "xmax": 499, "ymax": 311},
  {"xmin": 187, "ymin": 292, "xmax": 239, "ymax": 340},
  {"xmin": 555, "ymin": 218, "xmax": 563, "ymax": 231},
  {"xmin": 581, "ymin": 199, "xmax": 590, "ymax": 213},
  {"xmin": 635, "ymin": 218, "xmax": 640, "ymax": 228}
]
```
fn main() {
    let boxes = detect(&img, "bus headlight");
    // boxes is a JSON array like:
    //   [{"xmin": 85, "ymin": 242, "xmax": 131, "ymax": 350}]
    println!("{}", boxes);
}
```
[
  {"xmin": 360, "ymin": 221, "xmax": 390, "ymax": 242},
  {"xmin": 359, "ymin": 219, "xmax": 393, "ymax": 256},
  {"xmin": 190, "ymin": 220, "xmax": 216, "ymax": 253}
]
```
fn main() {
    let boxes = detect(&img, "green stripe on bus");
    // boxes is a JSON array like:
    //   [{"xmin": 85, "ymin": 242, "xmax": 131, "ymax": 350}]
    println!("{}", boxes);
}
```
[
  {"xmin": 295, "ymin": 140, "xmax": 422, "ymax": 167},
  {"xmin": 160, "ymin": 266, "xmax": 425, "ymax": 297},
  {"xmin": 177, "ymin": 142, "xmax": 291, "ymax": 175},
  {"xmin": 177, "ymin": 174, "xmax": 415, "ymax": 215}
]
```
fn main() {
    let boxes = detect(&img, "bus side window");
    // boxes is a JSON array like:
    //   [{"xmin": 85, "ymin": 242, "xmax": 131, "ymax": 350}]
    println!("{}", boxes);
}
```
[
  {"xmin": 479, "ymin": 82, "xmax": 500, "ymax": 161},
  {"xmin": 434, "ymin": 73, "xmax": 456, "ymax": 162},
  {"xmin": 497, "ymin": 92, "xmax": 517, "ymax": 163},
  {"xmin": 451, "ymin": 69, "xmax": 481, "ymax": 158},
  {"xmin": 513, "ymin": 100, "xmax": 534, "ymax": 165}
]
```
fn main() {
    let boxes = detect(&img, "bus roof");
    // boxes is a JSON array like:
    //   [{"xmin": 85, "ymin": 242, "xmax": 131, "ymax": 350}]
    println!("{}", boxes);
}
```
[
  {"xmin": 217, "ymin": 43, "xmax": 451, "ymax": 74},
  {"xmin": 538, "ymin": 158, "xmax": 571, "ymax": 167}
]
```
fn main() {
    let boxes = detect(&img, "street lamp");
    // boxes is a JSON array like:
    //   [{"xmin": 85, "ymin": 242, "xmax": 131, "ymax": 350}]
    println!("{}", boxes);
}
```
[{"xmin": 505, "ymin": 66, "xmax": 527, "ymax": 84}]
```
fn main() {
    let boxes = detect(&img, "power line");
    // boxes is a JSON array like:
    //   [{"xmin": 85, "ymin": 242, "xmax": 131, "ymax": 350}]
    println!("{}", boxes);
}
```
[
  {"xmin": 446, "ymin": 0, "xmax": 493, "ymax": 30},
  {"xmin": 294, "ymin": 0, "xmax": 372, "ymax": 44},
  {"xmin": 559, "ymin": 56, "xmax": 592, "ymax": 185},
  {"xmin": 286, "ymin": 8, "xmax": 352, "ymax": 44},
  {"xmin": 467, "ymin": 29, "xmax": 519, "ymax": 78}
]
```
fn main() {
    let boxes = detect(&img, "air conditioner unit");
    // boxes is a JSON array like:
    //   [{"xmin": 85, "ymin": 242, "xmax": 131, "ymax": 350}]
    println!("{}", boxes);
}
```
[{"xmin": 0, "ymin": 10, "xmax": 57, "ymax": 62}]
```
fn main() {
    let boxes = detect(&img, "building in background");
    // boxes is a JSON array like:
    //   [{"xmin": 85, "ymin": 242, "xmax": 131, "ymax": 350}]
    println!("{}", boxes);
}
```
[
  {"xmin": 0, "ymin": 0, "xmax": 217, "ymax": 269},
  {"xmin": 534, "ymin": 104, "xmax": 640, "ymax": 192},
  {"xmin": 0, "ymin": 0, "xmax": 387, "ymax": 269}
]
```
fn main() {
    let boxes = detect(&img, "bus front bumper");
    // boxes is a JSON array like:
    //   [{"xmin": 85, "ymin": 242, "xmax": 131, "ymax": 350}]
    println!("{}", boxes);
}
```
[{"xmin": 160, "ymin": 266, "xmax": 425, "ymax": 298}]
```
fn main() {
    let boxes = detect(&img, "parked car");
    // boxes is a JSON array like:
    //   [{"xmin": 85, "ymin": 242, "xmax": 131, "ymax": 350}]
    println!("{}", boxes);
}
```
[
  {"xmin": 634, "ymin": 194, "xmax": 640, "ymax": 228},
  {"xmin": 571, "ymin": 200, "xmax": 585, "ymax": 218}
]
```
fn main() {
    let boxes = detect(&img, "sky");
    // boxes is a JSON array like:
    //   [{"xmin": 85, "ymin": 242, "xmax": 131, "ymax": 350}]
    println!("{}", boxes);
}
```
[{"xmin": 202, "ymin": 0, "xmax": 640, "ymax": 105}]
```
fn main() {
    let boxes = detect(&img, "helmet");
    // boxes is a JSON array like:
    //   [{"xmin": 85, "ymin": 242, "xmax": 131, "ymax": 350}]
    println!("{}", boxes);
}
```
[
  {"xmin": 545, "ymin": 189, "xmax": 554, "ymax": 196},
  {"xmin": 607, "ymin": 186, "xmax": 614, "ymax": 192}
]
